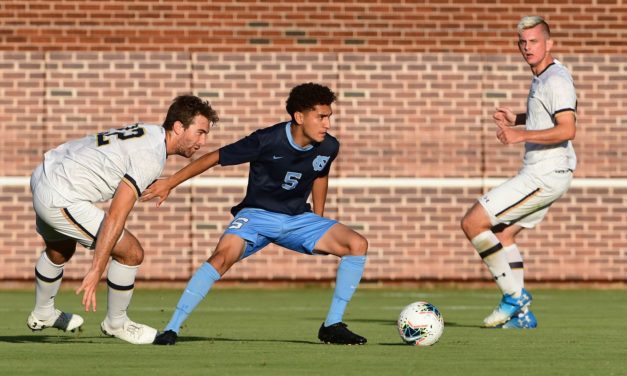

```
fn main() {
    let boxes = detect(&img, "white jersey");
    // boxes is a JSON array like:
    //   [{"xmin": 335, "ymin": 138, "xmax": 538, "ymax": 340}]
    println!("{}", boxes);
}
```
[
  {"xmin": 522, "ymin": 59, "xmax": 577, "ymax": 174},
  {"xmin": 38, "ymin": 124, "xmax": 166, "ymax": 205}
]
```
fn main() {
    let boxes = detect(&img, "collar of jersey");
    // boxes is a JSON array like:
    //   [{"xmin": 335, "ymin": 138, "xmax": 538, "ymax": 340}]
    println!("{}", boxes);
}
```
[
  {"xmin": 534, "ymin": 59, "xmax": 557, "ymax": 78},
  {"xmin": 285, "ymin": 122, "xmax": 314, "ymax": 151}
]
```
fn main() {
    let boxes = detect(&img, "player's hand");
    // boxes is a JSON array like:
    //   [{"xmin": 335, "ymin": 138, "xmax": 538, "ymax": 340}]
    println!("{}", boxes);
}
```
[
  {"xmin": 76, "ymin": 269, "xmax": 100, "ymax": 312},
  {"xmin": 493, "ymin": 107, "xmax": 516, "ymax": 127},
  {"xmin": 496, "ymin": 122, "xmax": 525, "ymax": 144},
  {"xmin": 140, "ymin": 178, "xmax": 172, "ymax": 207}
]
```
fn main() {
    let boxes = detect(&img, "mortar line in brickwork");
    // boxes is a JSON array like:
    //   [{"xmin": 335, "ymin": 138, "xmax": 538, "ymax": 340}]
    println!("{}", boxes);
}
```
[{"xmin": 2, "ymin": 176, "xmax": 627, "ymax": 188}]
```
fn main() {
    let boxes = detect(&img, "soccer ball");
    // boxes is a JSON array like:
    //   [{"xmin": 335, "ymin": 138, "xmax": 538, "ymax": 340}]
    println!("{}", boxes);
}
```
[{"xmin": 397, "ymin": 301, "xmax": 444, "ymax": 346}]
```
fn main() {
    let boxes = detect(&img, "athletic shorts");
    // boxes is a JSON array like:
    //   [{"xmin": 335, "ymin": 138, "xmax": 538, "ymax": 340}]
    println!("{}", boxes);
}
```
[
  {"xmin": 479, "ymin": 169, "xmax": 573, "ymax": 229},
  {"xmin": 223, "ymin": 208, "xmax": 338, "ymax": 259},
  {"xmin": 31, "ymin": 164, "xmax": 103, "ymax": 249}
]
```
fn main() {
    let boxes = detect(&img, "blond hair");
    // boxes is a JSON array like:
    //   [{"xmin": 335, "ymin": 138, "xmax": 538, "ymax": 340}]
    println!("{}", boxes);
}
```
[{"xmin": 517, "ymin": 16, "xmax": 551, "ymax": 37}]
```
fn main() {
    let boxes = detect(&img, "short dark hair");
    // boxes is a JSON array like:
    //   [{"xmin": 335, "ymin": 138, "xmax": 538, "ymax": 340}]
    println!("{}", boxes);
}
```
[
  {"xmin": 285, "ymin": 83, "xmax": 337, "ymax": 121},
  {"xmin": 163, "ymin": 95, "xmax": 219, "ymax": 130}
]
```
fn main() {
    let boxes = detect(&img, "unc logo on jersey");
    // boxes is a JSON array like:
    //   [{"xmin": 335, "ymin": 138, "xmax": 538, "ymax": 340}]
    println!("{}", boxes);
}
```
[{"xmin": 312, "ymin": 155, "xmax": 330, "ymax": 172}]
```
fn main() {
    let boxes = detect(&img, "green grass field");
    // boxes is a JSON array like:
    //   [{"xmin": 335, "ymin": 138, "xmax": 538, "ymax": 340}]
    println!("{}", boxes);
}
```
[{"xmin": 1, "ymin": 287, "xmax": 625, "ymax": 376}]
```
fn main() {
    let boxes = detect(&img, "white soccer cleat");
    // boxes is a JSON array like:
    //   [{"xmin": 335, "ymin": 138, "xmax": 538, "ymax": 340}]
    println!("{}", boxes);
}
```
[
  {"xmin": 100, "ymin": 319, "xmax": 157, "ymax": 345},
  {"xmin": 27, "ymin": 309, "xmax": 84, "ymax": 332}
]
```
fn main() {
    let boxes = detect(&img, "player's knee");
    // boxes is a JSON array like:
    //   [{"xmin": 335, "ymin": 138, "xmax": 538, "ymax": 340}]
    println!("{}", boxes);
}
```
[
  {"xmin": 132, "ymin": 246, "xmax": 145, "ymax": 265},
  {"xmin": 112, "ymin": 235, "xmax": 144, "ymax": 266},
  {"xmin": 122, "ymin": 245, "xmax": 144, "ymax": 266},
  {"xmin": 348, "ymin": 234, "xmax": 368, "ymax": 256},
  {"xmin": 45, "ymin": 240, "xmax": 77, "ymax": 264},
  {"xmin": 208, "ymin": 249, "xmax": 238, "ymax": 275},
  {"xmin": 45, "ymin": 249, "xmax": 73, "ymax": 264},
  {"xmin": 460, "ymin": 215, "xmax": 471, "ymax": 235},
  {"xmin": 460, "ymin": 213, "xmax": 479, "ymax": 237}
]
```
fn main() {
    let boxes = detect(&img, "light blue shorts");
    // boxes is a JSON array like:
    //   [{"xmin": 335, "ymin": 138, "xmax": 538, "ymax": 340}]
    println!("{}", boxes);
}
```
[{"xmin": 224, "ymin": 208, "xmax": 338, "ymax": 259}]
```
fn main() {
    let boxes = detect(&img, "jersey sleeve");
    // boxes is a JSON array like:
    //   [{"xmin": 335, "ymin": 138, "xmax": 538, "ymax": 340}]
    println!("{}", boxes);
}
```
[
  {"xmin": 319, "ymin": 139, "xmax": 340, "ymax": 177},
  {"xmin": 546, "ymin": 75, "xmax": 577, "ymax": 117},
  {"xmin": 219, "ymin": 130, "xmax": 263, "ymax": 166},
  {"xmin": 124, "ymin": 150, "xmax": 164, "ymax": 198}
]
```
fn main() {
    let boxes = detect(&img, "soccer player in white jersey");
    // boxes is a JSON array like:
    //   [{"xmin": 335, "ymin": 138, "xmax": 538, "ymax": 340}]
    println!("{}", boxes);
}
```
[
  {"xmin": 28, "ymin": 95, "xmax": 218, "ymax": 344},
  {"xmin": 461, "ymin": 16, "xmax": 577, "ymax": 328}
]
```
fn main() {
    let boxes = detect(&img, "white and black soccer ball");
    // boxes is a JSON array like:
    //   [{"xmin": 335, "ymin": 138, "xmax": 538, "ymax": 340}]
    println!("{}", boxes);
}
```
[{"xmin": 397, "ymin": 301, "xmax": 444, "ymax": 346}]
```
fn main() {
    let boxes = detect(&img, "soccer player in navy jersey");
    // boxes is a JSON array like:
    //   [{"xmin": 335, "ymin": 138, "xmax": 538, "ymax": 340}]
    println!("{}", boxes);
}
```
[{"xmin": 142, "ymin": 83, "xmax": 369, "ymax": 345}]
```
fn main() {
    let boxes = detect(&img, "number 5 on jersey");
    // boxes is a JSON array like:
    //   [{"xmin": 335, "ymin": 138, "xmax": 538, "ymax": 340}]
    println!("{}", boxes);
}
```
[{"xmin": 282, "ymin": 172, "xmax": 302, "ymax": 190}]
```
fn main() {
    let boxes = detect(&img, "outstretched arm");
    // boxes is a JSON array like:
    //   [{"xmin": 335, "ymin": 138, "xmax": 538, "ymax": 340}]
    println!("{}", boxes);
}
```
[
  {"xmin": 141, "ymin": 149, "xmax": 220, "ymax": 206},
  {"xmin": 311, "ymin": 174, "xmax": 329, "ymax": 217},
  {"xmin": 76, "ymin": 181, "xmax": 136, "ymax": 312}
]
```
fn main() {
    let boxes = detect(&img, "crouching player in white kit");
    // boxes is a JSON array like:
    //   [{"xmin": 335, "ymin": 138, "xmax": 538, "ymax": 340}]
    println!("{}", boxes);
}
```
[
  {"xmin": 461, "ymin": 16, "xmax": 577, "ymax": 328},
  {"xmin": 28, "ymin": 95, "xmax": 218, "ymax": 344}
]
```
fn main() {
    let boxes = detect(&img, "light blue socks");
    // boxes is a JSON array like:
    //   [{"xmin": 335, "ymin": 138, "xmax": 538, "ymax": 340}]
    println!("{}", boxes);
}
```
[
  {"xmin": 164, "ymin": 262, "xmax": 221, "ymax": 334},
  {"xmin": 324, "ymin": 255, "xmax": 367, "ymax": 327}
]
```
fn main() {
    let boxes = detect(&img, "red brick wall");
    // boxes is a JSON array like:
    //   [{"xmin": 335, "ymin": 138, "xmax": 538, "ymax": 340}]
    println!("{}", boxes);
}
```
[
  {"xmin": 2, "ymin": 1, "xmax": 627, "ymax": 54},
  {"xmin": 1, "ymin": 1, "xmax": 626, "ymax": 283}
]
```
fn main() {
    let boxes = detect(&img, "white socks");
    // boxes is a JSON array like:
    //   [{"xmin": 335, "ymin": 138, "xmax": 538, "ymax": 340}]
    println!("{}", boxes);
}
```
[
  {"xmin": 33, "ymin": 251, "xmax": 64, "ymax": 318},
  {"xmin": 504, "ymin": 243, "xmax": 524, "ymax": 287},
  {"xmin": 471, "ymin": 231, "xmax": 521, "ymax": 297},
  {"xmin": 105, "ymin": 259, "xmax": 139, "ymax": 329}
]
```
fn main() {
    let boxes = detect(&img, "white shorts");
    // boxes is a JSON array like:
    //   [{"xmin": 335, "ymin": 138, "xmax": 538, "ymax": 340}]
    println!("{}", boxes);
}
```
[
  {"xmin": 479, "ymin": 169, "xmax": 573, "ymax": 229},
  {"xmin": 31, "ymin": 165, "xmax": 104, "ymax": 249}
]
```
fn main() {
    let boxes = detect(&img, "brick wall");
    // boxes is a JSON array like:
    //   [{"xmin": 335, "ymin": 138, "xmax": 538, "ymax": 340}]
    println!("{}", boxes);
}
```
[{"xmin": 1, "ymin": 1, "xmax": 626, "ymax": 283}]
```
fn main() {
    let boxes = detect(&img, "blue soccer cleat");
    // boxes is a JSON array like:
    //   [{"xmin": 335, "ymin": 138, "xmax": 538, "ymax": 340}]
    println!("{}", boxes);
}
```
[
  {"xmin": 483, "ymin": 288, "xmax": 532, "ymax": 328},
  {"xmin": 501, "ymin": 309, "xmax": 537, "ymax": 329}
]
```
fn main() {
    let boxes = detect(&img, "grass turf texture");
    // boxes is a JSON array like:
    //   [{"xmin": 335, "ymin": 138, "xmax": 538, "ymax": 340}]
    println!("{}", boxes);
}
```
[{"xmin": 0, "ymin": 287, "xmax": 625, "ymax": 376}]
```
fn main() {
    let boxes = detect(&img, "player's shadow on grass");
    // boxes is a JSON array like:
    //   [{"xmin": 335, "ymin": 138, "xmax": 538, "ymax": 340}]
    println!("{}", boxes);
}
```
[
  {"xmin": 178, "ymin": 336, "xmax": 320, "ymax": 345},
  {"xmin": 348, "ymin": 318, "xmax": 482, "ymax": 329},
  {"xmin": 0, "ymin": 335, "xmax": 103, "ymax": 343},
  {"xmin": 441, "ymin": 321, "xmax": 482, "ymax": 328}
]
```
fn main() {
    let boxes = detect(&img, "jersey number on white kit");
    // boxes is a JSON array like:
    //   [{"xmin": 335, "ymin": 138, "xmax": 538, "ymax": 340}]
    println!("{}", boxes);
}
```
[{"xmin": 97, "ymin": 124, "xmax": 145, "ymax": 147}]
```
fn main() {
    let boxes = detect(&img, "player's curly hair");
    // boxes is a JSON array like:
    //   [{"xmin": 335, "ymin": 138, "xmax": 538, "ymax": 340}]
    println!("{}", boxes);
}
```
[
  {"xmin": 163, "ymin": 95, "xmax": 219, "ymax": 130},
  {"xmin": 285, "ymin": 83, "xmax": 337, "ymax": 122}
]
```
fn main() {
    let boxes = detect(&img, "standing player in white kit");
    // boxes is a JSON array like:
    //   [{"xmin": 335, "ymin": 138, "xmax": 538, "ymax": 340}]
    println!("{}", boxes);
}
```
[
  {"xmin": 461, "ymin": 16, "xmax": 577, "ymax": 329},
  {"xmin": 27, "ymin": 95, "xmax": 218, "ymax": 344}
]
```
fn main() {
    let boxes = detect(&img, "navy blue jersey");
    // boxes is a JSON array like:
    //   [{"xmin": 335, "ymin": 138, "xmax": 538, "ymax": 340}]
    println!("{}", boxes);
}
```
[{"xmin": 219, "ymin": 122, "xmax": 339, "ymax": 216}]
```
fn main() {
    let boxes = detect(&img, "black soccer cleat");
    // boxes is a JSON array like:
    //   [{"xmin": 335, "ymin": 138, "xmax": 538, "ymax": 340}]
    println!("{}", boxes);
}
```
[
  {"xmin": 153, "ymin": 330, "xmax": 178, "ymax": 345},
  {"xmin": 318, "ymin": 322, "xmax": 367, "ymax": 345}
]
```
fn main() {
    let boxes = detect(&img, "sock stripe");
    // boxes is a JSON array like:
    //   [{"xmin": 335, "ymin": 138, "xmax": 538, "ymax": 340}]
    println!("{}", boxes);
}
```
[
  {"xmin": 35, "ymin": 268, "xmax": 63, "ymax": 283},
  {"xmin": 479, "ymin": 243, "xmax": 503, "ymax": 259},
  {"xmin": 509, "ymin": 261, "xmax": 524, "ymax": 269},
  {"xmin": 106, "ymin": 278, "xmax": 134, "ymax": 291}
]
